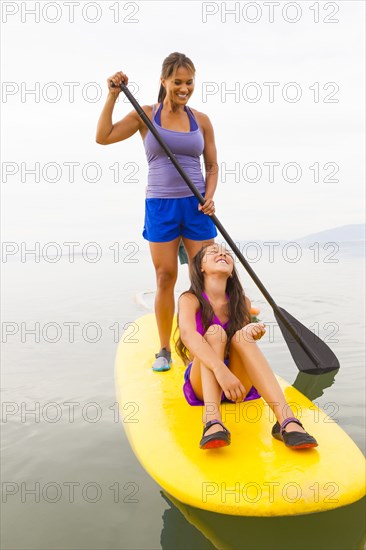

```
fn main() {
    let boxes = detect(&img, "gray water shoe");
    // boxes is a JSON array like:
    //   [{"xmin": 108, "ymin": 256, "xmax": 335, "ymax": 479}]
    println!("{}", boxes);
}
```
[{"xmin": 152, "ymin": 348, "xmax": 172, "ymax": 372}]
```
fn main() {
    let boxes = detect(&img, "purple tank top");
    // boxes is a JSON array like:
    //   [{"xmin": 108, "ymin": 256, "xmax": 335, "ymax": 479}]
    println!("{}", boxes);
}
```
[
  {"xmin": 143, "ymin": 103, "xmax": 206, "ymax": 199},
  {"xmin": 195, "ymin": 292, "xmax": 229, "ymax": 335}
]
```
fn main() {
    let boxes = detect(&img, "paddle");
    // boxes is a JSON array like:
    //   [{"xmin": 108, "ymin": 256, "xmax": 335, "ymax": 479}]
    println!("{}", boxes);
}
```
[{"xmin": 110, "ymin": 81, "xmax": 340, "ymax": 374}]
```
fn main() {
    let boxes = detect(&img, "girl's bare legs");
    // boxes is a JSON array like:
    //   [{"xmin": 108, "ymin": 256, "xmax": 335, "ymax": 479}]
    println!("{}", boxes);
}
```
[
  {"xmin": 229, "ymin": 330, "xmax": 307, "ymax": 433},
  {"xmin": 149, "ymin": 238, "xmax": 180, "ymax": 351},
  {"xmin": 189, "ymin": 325, "xmax": 232, "ymax": 437}
]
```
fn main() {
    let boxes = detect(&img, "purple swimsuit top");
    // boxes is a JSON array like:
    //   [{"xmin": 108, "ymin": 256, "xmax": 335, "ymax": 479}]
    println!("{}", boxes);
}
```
[
  {"xmin": 143, "ymin": 103, "xmax": 206, "ymax": 199},
  {"xmin": 195, "ymin": 292, "xmax": 229, "ymax": 335}
]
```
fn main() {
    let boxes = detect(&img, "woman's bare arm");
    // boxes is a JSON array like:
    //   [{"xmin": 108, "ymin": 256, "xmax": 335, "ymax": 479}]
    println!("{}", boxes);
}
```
[
  {"xmin": 200, "ymin": 113, "xmax": 218, "ymax": 200},
  {"xmin": 96, "ymin": 70, "xmax": 151, "ymax": 145},
  {"xmin": 96, "ymin": 95, "xmax": 150, "ymax": 145}
]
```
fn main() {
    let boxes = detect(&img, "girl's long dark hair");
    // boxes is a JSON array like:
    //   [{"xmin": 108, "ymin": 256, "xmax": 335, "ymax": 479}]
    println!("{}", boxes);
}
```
[
  {"xmin": 175, "ymin": 244, "xmax": 251, "ymax": 365},
  {"xmin": 158, "ymin": 52, "xmax": 196, "ymax": 103}
]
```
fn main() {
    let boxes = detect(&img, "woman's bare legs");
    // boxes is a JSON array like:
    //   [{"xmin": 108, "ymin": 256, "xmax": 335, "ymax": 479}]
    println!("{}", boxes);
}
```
[
  {"xmin": 149, "ymin": 237, "xmax": 180, "ymax": 352},
  {"xmin": 182, "ymin": 237, "xmax": 215, "ymax": 265},
  {"xmin": 229, "ymin": 330, "xmax": 307, "ymax": 433},
  {"xmin": 149, "ymin": 237, "xmax": 214, "ymax": 351}
]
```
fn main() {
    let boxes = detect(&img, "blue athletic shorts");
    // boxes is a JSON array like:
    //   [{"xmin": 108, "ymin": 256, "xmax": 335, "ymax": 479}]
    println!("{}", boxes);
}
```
[{"xmin": 142, "ymin": 194, "xmax": 218, "ymax": 243}]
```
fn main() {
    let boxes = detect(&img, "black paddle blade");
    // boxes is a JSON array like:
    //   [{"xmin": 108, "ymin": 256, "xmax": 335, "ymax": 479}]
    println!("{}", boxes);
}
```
[{"xmin": 274, "ymin": 307, "xmax": 340, "ymax": 374}]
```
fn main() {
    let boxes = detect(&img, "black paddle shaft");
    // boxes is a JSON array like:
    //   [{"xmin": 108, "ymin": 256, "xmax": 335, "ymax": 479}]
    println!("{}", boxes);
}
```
[{"xmin": 109, "ymin": 81, "xmax": 340, "ymax": 372}]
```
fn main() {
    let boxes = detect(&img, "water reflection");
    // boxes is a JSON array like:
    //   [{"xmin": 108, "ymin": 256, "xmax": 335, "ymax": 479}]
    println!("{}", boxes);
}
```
[
  {"xmin": 160, "ymin": 492, "xmax": 215, "ymax": 550},
  {"xmin": 161, "ymin": 491, "xmax": 365, "ymax": 550},
  {"xmin": 291, "ymin": 369, "xmax": 339, "ymax": 401}
]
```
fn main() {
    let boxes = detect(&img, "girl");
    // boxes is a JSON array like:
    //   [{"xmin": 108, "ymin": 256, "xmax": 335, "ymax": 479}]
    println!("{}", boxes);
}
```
[
  {"xmin": 175, "ymin": 243, "xmax": 318, "ymax": 450},
  {"xmin": 96, "ymin": 53, "xmax": 218, "ymax": 371}
]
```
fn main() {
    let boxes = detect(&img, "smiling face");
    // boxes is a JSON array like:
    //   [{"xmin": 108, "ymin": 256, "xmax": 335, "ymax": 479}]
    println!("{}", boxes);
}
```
[
  {"xmin": 161, "ymin": 65, "xmax": 195, "ymax": 106},
  {"xmin": 201, "ymin": 243, "xmax": 234, "ymax": 278}
]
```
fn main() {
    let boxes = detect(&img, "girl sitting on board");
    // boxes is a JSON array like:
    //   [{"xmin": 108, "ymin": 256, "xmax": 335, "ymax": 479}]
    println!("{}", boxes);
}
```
[{"xmin": 175, "ymin": 242, "xmax": 318, "ymax": 450}]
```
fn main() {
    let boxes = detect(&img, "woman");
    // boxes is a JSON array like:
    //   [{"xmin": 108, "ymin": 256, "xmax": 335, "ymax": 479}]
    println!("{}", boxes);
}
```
[
  {"xmin": 175, "ymin": 243, "xmax": 319, "ymax": 450},
  {"xmin": 96, "ymin": 52, "xmax": 218, "ymax": 371}
]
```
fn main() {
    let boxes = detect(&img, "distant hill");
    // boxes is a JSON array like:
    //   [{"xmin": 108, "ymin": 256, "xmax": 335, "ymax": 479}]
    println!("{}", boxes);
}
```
[{"xmin": 297, "ymin": 224, "xmax": 365, "ymax": 243}]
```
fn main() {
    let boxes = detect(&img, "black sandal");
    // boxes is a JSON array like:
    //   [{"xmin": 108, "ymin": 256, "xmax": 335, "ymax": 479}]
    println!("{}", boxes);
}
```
[
  {"xmin": 272, "ymin": 417, "xmax": 318, "ymax": 449},
  {"xmin": 200, "ymin": 419, "xmax": 231, "ymax": 450}
]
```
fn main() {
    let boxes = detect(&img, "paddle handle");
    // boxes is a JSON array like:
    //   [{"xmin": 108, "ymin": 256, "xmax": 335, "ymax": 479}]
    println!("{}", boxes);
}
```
[{"xmin": 110, "ymin": 80, "xmax": 278, "ymax": 308}]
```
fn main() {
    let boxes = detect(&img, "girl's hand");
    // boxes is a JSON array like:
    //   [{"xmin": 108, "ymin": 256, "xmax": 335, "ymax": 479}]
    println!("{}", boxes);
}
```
[
  {"xmin": 242, "ymin": 322, "xmax": 266, "ymax": 342},
  {"xmin": 107, "ymin": 71, "xmax": 129, "ymax": 96},
  {"xmin": 214, "ymin": 365, "xmax": 246, "ymax": 402},
  {"xmin": 198, "ymin": 197, "xmax": 215, "ymax": 216}
]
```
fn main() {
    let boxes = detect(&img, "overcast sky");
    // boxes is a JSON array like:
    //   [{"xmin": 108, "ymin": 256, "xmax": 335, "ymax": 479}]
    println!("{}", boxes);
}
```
[{"xmin": 2, "ymin": 0, "xmax": 365, "ymax": 243}]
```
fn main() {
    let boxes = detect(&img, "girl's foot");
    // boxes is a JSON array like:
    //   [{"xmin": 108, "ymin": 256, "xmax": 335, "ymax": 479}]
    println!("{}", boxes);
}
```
[
  {"xmin": 272, "ymin": 417, "xmax": 318, "ymax": 449},
  {"xmin": 203, "ymin": 422, "xmax": 225, "ymax": 437},
  {"xmin": 282, "ymin": 421, "xmax": 307, "ymax": 434},
  {"xmin": 200, "ymin": 419, "xmax": 231, "ymax": 449}
]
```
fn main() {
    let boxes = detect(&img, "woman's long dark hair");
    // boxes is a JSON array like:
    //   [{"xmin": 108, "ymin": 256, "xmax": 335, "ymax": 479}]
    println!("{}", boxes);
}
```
[
  {"xmin": 175, "ymin": 244, "xmax": 251, "ymax": 365},
  {"xmin": 158, "ymin": 52, "xmax": 196, "ymax": 103}
]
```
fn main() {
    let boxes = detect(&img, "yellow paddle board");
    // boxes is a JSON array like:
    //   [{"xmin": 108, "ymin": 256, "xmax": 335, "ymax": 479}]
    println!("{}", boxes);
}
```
[{"xmin": 115, "ymin": 314, "xmax": 366, "ymax": 516}]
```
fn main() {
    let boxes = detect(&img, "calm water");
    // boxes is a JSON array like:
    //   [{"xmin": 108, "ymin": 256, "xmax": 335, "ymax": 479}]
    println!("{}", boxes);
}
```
[{"xmin": 1, "ymin": 241, "xmax": 365, "ymax": 549}]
